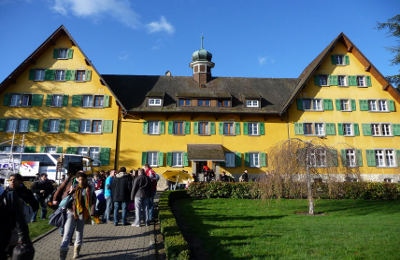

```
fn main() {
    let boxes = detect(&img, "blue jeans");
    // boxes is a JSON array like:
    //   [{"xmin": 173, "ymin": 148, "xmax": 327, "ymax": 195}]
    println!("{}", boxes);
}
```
[
  {"xmin": 113, "ymin": 201, "xmax": 128, "ymax": 225},
  {"xmin": 134, "ymin": 197, "xmax": 149, "ymax": 226},
  {"xmin": 32, "ymin": 196, "xmax": 47, "ymax": 221},
  {"xmin": 148, "ymin": 190, "xmax": 157, "ymax": 221},
  {"xmin": 102, "ymin": 196, "xmax": 113, "ymax": 222}
]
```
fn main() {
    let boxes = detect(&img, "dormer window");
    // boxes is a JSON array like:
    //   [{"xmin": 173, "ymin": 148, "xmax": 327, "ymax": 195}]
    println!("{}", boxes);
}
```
[
  {"xmin": 179, "ymin": 99, "xmax": 191, "ymax": 106},
  {"xmin": 198, "ymin": 100, "xmax": 210, "ymax": 106},
  {"xmin": 247, "ymin": 100, "xmax": 259, "ymax": 108},
  {"xmin": 218, "ymin": 100, "xmax": 230, "ymax": 107},
  {"xmin": 149, "ymin": 98, "xmax": 162, "ymax": 106}
]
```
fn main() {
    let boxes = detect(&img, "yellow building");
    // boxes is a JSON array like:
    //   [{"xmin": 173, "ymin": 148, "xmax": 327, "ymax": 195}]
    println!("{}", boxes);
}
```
[{"xmin": 0, "ymin": 26, "xmax": 119, "ymax": 173}]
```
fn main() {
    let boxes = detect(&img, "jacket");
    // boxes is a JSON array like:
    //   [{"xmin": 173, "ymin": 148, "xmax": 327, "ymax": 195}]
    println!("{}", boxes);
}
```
[
  {"xmin": 31, "ymin": 180, "xmax": 54, "ymax": 198},
  {"xmin": 68, "ymin": 185, "xmax": 96, "ymax": 216},
  {"xmin": 54, "ymin": 177, "xmax": 77, "ymax": 203},
  {"xmin": 111, "ymin": 172, "xmax": 132, "ymax": 202},
  {"xmin": 131, "ymin": 174, "xmax": 152, "ymax": 199},
  {"xmin": 145, "ymin": 167, "xmax": 158, "ymax": 191},
  {"xmin": 104, "ymin": 176, "xmax": 113, "ymax": 197},
  {"xmin": 6, "ymin": 184, "xmax": 39, "ymax": 212}
]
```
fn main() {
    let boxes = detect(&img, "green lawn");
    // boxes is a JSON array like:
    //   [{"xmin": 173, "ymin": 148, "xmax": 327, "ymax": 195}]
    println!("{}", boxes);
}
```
[
  {"xmin": 28, "ymin": 208, "xmax": 56, "ymax": 240},
  {"xmin": 176, "ymin": 198, "xmax": 400, "ymax": 260}
]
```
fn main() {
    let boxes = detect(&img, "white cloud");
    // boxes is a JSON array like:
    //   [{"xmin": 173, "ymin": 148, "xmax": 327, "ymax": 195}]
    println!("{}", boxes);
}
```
[
  {"xmin": 51, "ymin": 0, "xmax": 140, "ymax": 29},
  {"xmin": 147, "ymin": 16, "xmax": 175, "ymax": 35},
  {"xmin": 118, "ymin": 53, "xmax": 130, "ymax": 60},
  {"xmin": 258, "ymin": 57, "xmax": 266, "ymax": 65}
]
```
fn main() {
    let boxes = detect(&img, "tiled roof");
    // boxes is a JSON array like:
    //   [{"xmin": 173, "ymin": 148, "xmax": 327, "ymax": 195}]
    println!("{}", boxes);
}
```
[{"xmin": 187, "ymin": 144, "xmax": 225, "ymax": 161}]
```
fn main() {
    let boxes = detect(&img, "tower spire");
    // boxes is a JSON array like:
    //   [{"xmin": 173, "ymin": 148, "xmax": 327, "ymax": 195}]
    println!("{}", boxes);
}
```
[{"xmin": 201, "ymin": 34, "xmax": 204, "ymax": 49}]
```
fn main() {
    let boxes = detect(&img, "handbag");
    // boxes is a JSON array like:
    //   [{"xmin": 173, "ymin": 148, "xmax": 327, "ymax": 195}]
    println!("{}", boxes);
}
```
[
  {"xmin": 128, "ymin": 202, "xmax": 135, "ymax": 211},
  {"xmin": 58, "ymin": 195, "xmax": 73, "ymax": 209},
  {"xmin": 48, "ymin": 207, "xmax": 67, "ymax": 228}
]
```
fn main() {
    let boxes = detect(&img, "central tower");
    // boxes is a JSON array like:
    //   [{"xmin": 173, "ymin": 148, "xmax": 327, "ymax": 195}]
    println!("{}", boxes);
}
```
[{"xmin": 189, "ymin": 35, "xmax": 215, "ymax": 84}]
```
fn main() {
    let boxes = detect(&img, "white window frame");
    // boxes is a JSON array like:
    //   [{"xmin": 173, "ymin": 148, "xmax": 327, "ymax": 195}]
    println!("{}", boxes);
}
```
[
  {"xmin": 34, "ymin": 69, "xmax": 45, "ymax": 81},
  {"xmin": 148, "ymin": 98, "xmax": 162, "ymax": 106},
  {"xmin": 340, "ymin": 99, "xmax": 351, "ymax": 111},
  {"xmin": 338, "ymin": 75, "xmax": 348, "ymax": 87},
  {"xmin": 346, "ymin": 149, "xmax": 357, "ymax": 167},
  {"xmin": 172, "ymin": 152, "xmax": 183, "ymax": 167},
  {"xmin": 52, "ymin": 94, "xmax": 63, "ymax": 107},
  {"xmin": 319, "ymin": 75, "xmax": 329, "ymax": 86},
  {"xmin": 247, "ymin": 100, "xmax": 259, "ymax": 108},
  {"xmin": 79, "ymin": 119, "xmax": 103, "ymax": 134},
  {"xmin": 225, "ymin": 152, "xmax": 235, "ymax": 167},
  {"xmin": 343, "ymin": 123, "xmax": 353, "ymax": 136},
  {"xmin": 148, "ymin": 121, "xmax": 160, "ymax": 135},
  {"xmin": 48, "ymin": 119, "xmax": 60, "ymax": 133},
  {"xmin": 375, "ymin": 149, "xmax": 396, "ymax": 167},
  {"xmin": 357, "ymin": 75, "xmax": 366, "ymax": 87},
  {"xmin": 368, "ymin": 99, "xmax": 388, "ymax": 112},
  {"xmin": 371, "ymin": 123, "xmax": 392, "ymax": 137},
  {"xmin": 335, "ymin": 55, "xmax": 345, "ymax": 65},
  {"xmin": 76, "ymin": 146, "xmax": 101, "ymax": 165},
  {"xmin": 58, "ymin": 48, "xmax": 68, "ymax": 59},
  {"xmin": 147, "ymin": 151, "xmax": 159, "ymax": 167},
  {"xmin": 248, "ymin": 122, "xmax": 259, "ymax": 136},
  {"xmin": 309, "ymin": 148, "xmax": 327, "ymax": 168},
  {"xmin": 249, "ymin": 152, "xmax": 260, "ymax": 168},
  {"xmin": 55, "ymin": 70, "xmax": 66, "ymax": 81},
  {"xmin": 82, "ymin": 94, "xmax": 105, "ymax": 108},
  {"xmin": 45, "ymin": 146, "xmax": 57, "ymax": 154},
  {"xmin": 302, "ymin": 98, "xmax": 322, "ymax": 111},
  {"xmin": 304, "ymin": 122, "xmax": 325, "ymax": 136}
]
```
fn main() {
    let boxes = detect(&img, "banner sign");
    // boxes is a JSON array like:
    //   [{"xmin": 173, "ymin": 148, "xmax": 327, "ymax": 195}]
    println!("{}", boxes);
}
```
[{"xmin": 19, "ymin": 161, "xmax": 40, "ymax": 176}]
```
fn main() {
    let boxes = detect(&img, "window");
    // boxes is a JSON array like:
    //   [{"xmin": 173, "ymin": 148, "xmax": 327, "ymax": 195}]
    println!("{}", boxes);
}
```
[
  {"xmin": 335, "ymin": 55, "xmax": 345, "ymax": 65},
  {"xmin": 76, "ymin": 70, "xmax": 86, "ymax": 81},
  {"xmin": 147, "ymin": 152, "xmax": 158, "ymax": 167},
  {"xmin": 249, "ymin": 153, "xmax": 260, "ymax": 167},
  {"xmin": 48, "ymin": 119, "xmax": 60, "ymax": 133},
  {"xmin": 304, "ymin": 122, "xmax": 325, "ymax": 136},
  {"xmin": 371, "ymin": 123, "xmax": 391, "ymax": 136},
  {"xmin": 149, "ymin": 99, "xmax": 162, "ymax": 106},
  {"xmin": 340, "ymin": 100, "xmax": 350, "ymax": 111},
  {"xmin": 310, "ymin": 149, "xmax": 326, "ymax": 167},
  {"xmin": 52, "ymin": 95, "xmax": 63, "ymax": 107},
  {"xmin": 375, "ymin": 149, "xmax": 396, "ymax": 167},
  {"xmin": 148, "ymin": 121, "xmax": 160, "ymax": 135},
  {"xmin": 46, "ymin": 146, "xmax": 57, "ymax": 153},
  {"xmin": 82, "ymin": 95, "xmax": 93, "ymax": 107},
  {"xmin": 80, "ymin": 120, "xmax": 91, "ymax": 133},
  {"xmin": 55, "ymin": 70, "xmax": 66, "ymax": 81},
  {"xmin": 2, "ymin": 146, "xmax": 23, "ymax": 153},
  {"xmin": 17, "ymin": 119, "xmax": 28, "ymax": 133},
  {"xmin": 338, "ymin": 76, "xmax": 347, "ymax": 86},
  {"xmin": 94, "ymin": 96, "xmax": 104, "ymax": 107},
  {"xmin": 58, "ymin": 49, "xmax": 68, "ymax": 59},
  {"xmin": 247, "ymin": 100, "xmax": 259, "ymax": 107},
  {"xmin": 174, "ymin": 122, "xmax": 184, "ymax": 135},
  {"xmin": 319, "ymin": 75, "xmax": 328, "ymax": 86},
  {"xmin": 10, "ymin": 94, "xmax": 32, "ymax": 107},
  {"xmin": 224, "ymin": 123, "xmax": 234, "ymax": 135},
  {"xmin": 81, "ymin": 95, "xmax": 105, "ymax": 108},
  {"xmin": 90, "ymin": 147, "xmax": 100, "ymax": 162},
  {"xmin": 368, "ymin": 100, "xmax": 388, "ymax": 112},
  {"xmin": 218, "ymin": 100, "xmax": 230, "ymax": 107},
  {"xmin": 77, "ymin": 147, "xmax": 88, "ymax": 156},
  {"xmin": 343, "ymin": 123, "xmax": 353, "ymax": 136},
  {"xmin": 346, "ymin": 149, "xmax": 356, "ymax": 167},
  {"xmin": 248, "ymin": 123, "xmax": 259, "ymax": 135},
  {"xmin": 315, "ymin": 123, "xmax": 324, "ymax": 135},
  {"xmin": 172, "ymin": 152, "xmax": 183, "ymax": 167},
  {"xmin": 357, "ymin": 76, "xmax": 366, "ymax": 87},
  {"xmin": 179, "ymin": 99, "xmax": 191, "ymax": 106},
  {"xmin": 34, "ymin": 69, "xmax": 45, "ymax": 81},
  {"xmin": 198, "ymin": 100, "xmax": 210, "ymax": 106},
  {"xmin": 302, "ymin": 99, "xmax": 322, "ymax": 111},
  {"xmin": 6, "ymin": 119, "xmax": 18, "ymax": 132},
  {"xmin": 92, "ymin": 120, "xmax": 102, "ymax": 133},
  {"xmin": 225, "ymin": 152, "xmax": 235, "ymax": 167},
  {"xmin": 199, "ymin": 122, "xmax": 209, "ymax": 135}
]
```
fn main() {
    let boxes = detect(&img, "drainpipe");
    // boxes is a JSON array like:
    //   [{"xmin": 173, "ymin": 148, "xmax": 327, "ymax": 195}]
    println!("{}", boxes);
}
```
[
  {"xmin": 114, "ymin": 108, "xmax": 128, "ymax": 170},
  {"xmin": 279, "ymin": 111, "xmax": 290, "ymax": 140}
]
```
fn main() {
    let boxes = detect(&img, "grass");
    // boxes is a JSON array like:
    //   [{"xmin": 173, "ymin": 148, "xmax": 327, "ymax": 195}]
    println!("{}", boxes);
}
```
[
  {"xmin": 28, "ymin": 207, "xmax": 56, "ymax": 240},
  {"xmin": 176, "ymin": 198, "xmax": 400, "ymax": 260}
]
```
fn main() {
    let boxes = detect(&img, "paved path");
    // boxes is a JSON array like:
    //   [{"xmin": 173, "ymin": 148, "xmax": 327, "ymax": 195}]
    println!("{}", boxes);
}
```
[{"xmin": 33, "ymin": 194, "xmax": 160, "ymax": 260}]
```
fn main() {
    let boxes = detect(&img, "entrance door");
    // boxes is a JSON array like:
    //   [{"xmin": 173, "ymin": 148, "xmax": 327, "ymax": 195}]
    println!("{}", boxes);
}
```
[{"xmin": 196, "ymin": 161, "xmax": 208, "ymax": 173}]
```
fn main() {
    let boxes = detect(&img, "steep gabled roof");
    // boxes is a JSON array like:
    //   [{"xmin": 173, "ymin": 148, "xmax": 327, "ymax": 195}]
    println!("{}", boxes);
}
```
[
  {"xmin": 280, "ymin": 32, "xmax": 400, "ymax": 115},
  {"xmin": 0, "ymin": 25, "xmax": 122, "ymax": 109}
]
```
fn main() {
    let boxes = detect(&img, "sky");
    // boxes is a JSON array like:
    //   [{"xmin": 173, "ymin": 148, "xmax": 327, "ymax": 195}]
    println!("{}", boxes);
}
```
[{"xmin": 0, "ymin": 0, "xmax": 399, "ymax": 82}]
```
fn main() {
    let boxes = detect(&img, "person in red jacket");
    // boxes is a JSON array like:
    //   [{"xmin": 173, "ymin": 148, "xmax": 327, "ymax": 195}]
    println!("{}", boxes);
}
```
[{"xmin": 143, "ymin": 164, "xmax": 158, "ymax": 222}]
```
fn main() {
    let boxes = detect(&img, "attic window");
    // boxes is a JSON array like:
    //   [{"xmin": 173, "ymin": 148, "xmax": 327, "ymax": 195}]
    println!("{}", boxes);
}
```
[
  {"xmin": 218, "ymin": 100, "xmax": 230, "ymax": 107},
  {"xmin": 247, "ymin": 100, "xmax": 259, "ymax": 108},
  {"xmin": 149, "ymin": 98, "xmax": 162, "ymax": 106}
]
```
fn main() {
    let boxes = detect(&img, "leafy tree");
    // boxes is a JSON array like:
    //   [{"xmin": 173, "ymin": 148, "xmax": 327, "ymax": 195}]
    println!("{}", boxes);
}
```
[{"xmin": 376, "ymin": 14, "xmax": 400, "ymax": 88}]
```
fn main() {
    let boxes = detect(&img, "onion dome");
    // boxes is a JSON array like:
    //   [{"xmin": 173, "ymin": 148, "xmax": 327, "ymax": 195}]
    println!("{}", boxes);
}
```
[{"xmin": 191, "ymin": 34, "xmax": 212, "ymax": 62}]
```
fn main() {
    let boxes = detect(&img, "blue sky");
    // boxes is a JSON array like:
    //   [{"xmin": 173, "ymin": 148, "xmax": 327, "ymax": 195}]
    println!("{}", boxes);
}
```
[{"xmin": 0, "ymin": 0, "xmax": 399, "ymax": 81}]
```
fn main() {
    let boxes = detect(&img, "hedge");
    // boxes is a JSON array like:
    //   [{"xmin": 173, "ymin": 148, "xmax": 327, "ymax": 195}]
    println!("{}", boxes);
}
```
[
  {"xmin": 159, "ymin": 190, "xmax": 191, "ymax": 260},
  {"xmin": 186, "ymin": 181, "xmax": 400, "ymax": 200}
]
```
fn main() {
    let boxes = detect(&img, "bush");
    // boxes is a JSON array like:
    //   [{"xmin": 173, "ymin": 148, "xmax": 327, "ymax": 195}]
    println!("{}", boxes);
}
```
[{"xmin": 159, "ymin": 191, "xmax": 190, "ymax": 260}]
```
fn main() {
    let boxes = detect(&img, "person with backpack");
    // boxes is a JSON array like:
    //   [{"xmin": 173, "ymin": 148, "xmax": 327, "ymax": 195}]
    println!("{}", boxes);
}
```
[{"xmin": 31, "ymin": 173, "xmax": 54, "ymax": 221}]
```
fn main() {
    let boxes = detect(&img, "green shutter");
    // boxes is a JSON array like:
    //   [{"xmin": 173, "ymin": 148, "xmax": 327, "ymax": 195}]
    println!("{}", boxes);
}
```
[
  {"xmin": 59, "ymin": 119, "xmax": 66, "ymax": 133},
  {"xmin": 359, "ymin": 100, "xmax": 369, "ymax": 111},
  {"xmin": 366, "ymin": 76, "xmax": 372, "ymax": 87},
  {"xmin": 260, "ymin": 152, "xmax": 266, "ymax": 167},
  {"xmin": 314, "ymin": 75, "xmax": 320, "ymax": 85},
  {"xmin": 326, "ymin": 123, "xmax": 336, "ymax": 135},
  {"xmin": 28, "ymin": 119, "xmax": 40, "ymax": 132},
  {"xmin": 67, "ymin": 49, "xmax": 73, "ymax": 59},
  {"xmin": 69, "ymin": 70, "xmax": 76, "ymax": 81},
  {"xmin": 362, "ymin": 124, "xmax": 372, "ymax": 136},
  {"xmin": 219, "ymin": 122, "xmax": 224, "ymax": 135},
  {"xmin": 210, "ymin": 122, "xmax": 215, "ymax": 134},
  {"xmin": 42, "ymin": 119, "xmax": 49, "ymax": 133},
  {"xmin": 44, "ymin": 69, "xmax": 55, "ymax": 81},
  {"xmin": 235, "ymin": 122, "xmax": 240, "ymax": 135},
  {"xmin": 46, "ymin": 94, "xmax": 52, "ymax": 106},
  {"xmin": 102, "ymin": 120, "xmax": 113, "ymax": 133},
  {"xmin": 244, "ymin": 153, "xmax": 250, "ymax": 167},
  {"xmin": 100, "ymin": 148, "xmax": 110, "ymax": 166},
  {"xmin": 40, "ymin": 146, "xmax": 46, "ymax": 153},
  {"xmin": 353, "ymin": 123, "xmax": 360, "ymax": 136},
  {"xmin": 323, "ymin": 99, "xmax": 333, "ymax": 110},
  {"xmin": 141, "ymin": 152, "xmax": 147, "ymax": 165},
  {"xmin": 71, "ymin": 95, "xmax": 82, "ymax": 107},
  {"xmin": 166, "ymin": 152, "xmax": 172, "ymax": 166},
  {"xmin": 193, "ymin": 122, "xmax": 198, "ymax": 135},
  {"xmin": 184, "ymin": 121, "xmax": 190, "ymax": 134},
  {"xmin": 158, "ymin": 152, "xmax": 164, "ymax": 166},
  {"xmin": 3, "ymin": 93, "xmax": 10, "ymax": 106},
  {"xmin": 393, "ymin": 124, "xmax": 400, "ymax": 136},
  {"xmin": 337, "ymin": 123, "xmax": 343, "ymax": 135},
  {"xmin": 235, "ymin": 152, "xmax": 242, "ymax": 167},
  {"xmin": 345, "ymin": 55, "xmax": 350, "ymax": 65},
  {"xmin": 183, "ymin": 152, "xmax": 188, "ymax": 167},
  {"xmin": 335, "ymin": 99, "xmax": 341, "ymax": 110},
  {"xmin": 348, "ymin": 76, "xmax": 357, "ymax": 86},
  {"xmin": 53, "ymin": 49, "xmax": 58, "ymax": 58},
  {"xmin": 168, "ymin": 121, "xmax": 174, "ymax": 134},
  {"xmin": 396, "ymin": 150, "xmax": 400, "ymax": 167},
  {"xmin": 259, "ymin": 122, "xmax": 265, "ymax": 135},
  {"xmin": 340, "ymin": 149, "xmax": 347, "ymax": 166},
  {"xmin": 24, "ymin": 146, "xmax": 36, "ymax": 153},
  {"xmin": 56, "ymin": 147, "xmax": 63, "ymax": 153},
  {"xmin": 220, "ymin": 160, "xmax": 225, "ymax": 167},
  {"xmin": 66, "ymin": 147, "xmax": 76, "ymax": 154},
  {"xmin": 31, "ymin": 94, "xmax": 43, "ymax": 106},
  {"xmin": 0, "ymin": 119, "xmax": 6, "ymax": 131},
  {"xmin": 103, "ymin": 95, "xmax": 110, "ymax": 107},
  {"xmin": 62, "ymin": 95, "xmax": 69, "ymax": 107},
  {"xmin": 357, "ymin": 149, "xmax": 363, "ymax": 167},
  {"xmin": 351, "ymin": 99, "xmax": 356, "ymax": 111},
  {"xmin": 294, "ymin": 123, "xmax": 304, "ymax": 135},
  {"xmin": 69, "ymin": 119, "xmax": 80, "ymax": 133},
  {"xmin": 366, "ymin": 150, "xmax": 376, "ymax": 167},
  {"xmin": 389, "ymin": 100, "xmax": 395, "ymax": 111},
  {"xmin": 65, "ymin": 70, "xmax": 71, "ymax": 81},
  {"xmin": 243, "ymin": 122, "xmax": 248, "ymax": 135},
  {"xmin": 29, "ymin": 69, "xmax": 35, "ymax": 80},
  {"xmin": 329, "ymin": 75, "xmax": 338, "ymax": 86},
  {"xmin": 160, "ymin": 121, "xmax": 166, "ymax": 134},
  {"xmin": 329, "ymin": 149, "xmax": 338, "ymax": 167},
  {"xmin": 331, "ymin": 55, "xmax": 336, "ymax": 65},
  {"xmin": 85, "ymin": 70, "xmax": 92, "ymax": 81},
  {"xmin": 143, "ymin": 121, "xmax": 148, "ymax": 134},
  {"xmin": 297, "ymin": 98, "xmax": 303, "ymax": 110}
]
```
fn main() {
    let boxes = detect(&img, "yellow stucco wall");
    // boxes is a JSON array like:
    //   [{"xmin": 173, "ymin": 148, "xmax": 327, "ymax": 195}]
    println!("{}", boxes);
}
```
[
  {"xmin": 287, "ymin": 42, "xmax": 400, "ymax": 175},
  {"xmin": 0, "ymin": 35, "xmax": 119, "ymax": 171}
]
